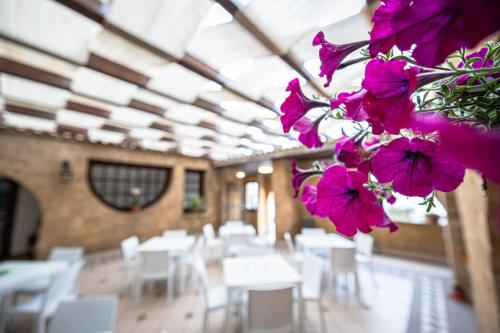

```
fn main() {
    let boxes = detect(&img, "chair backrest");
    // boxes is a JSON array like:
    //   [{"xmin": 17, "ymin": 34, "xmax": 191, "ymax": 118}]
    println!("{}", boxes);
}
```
[
  {"xmin": 283, "ymin": 232, "xmax": 295, "ymax": 254},
  {"xmin": 225, "ymin": 220, "xmax": 244, "ymax": 228},
  {"xmin": 301, "ymin": 228, "xmax": 325, "ymax": 236},
  {"xmin": 163, "ymin": 229, "xmax": 188, "ymax": 238},
  {"xmin": 202, "ymin": 224, "xmax": 216, "ymax": 241},
  {"xmin": 139, "ymin": 250, "xmax": 171, "ymax": 277},
  {"xmin": 44, "ymin": 260, "xmax": 84, "ymax": 317},
  {"xmin": 247, "ymin": 286, "xmax": 294, "ymax": 333},
  {"xmin": 49, "ymin": 296, "xmax": 118, "ymax": 333},
  {"xmin": 49, "ymin": 247, "xmax": 84, "ymax": 263},
  {"xmin": 227, "ymin": 233, "xmax": 252, "ymax": 246},
  {"xmin": 301, "ymin": 253, "xmax": 324, "ymax": 299},
  {"xmin": 354, "ymin": 233, "xmax": 374, "ymax": 258},
  {"xmin": 330, "ymin": 247, "xmax": 356, "ymax": 274},
  {"xmin": 121, "ymin": 236, "xmax": 139, "ymax": 262}
]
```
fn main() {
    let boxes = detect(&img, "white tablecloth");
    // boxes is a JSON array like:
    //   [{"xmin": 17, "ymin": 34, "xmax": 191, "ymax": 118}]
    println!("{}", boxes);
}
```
[
  {"xmin": 219, "ymin": 225, "xmax": 256, "ymax": 237},
  {"xmin": 139, "ymin": 235, "xmax": 195, "ymax": 253},
  {"xmin": 295, "ymin": 233, "xmax": 355, "ymax": 251},
  {"xmin": 222, "ymin": 255, "xmax": 303, "ymax": 332}
]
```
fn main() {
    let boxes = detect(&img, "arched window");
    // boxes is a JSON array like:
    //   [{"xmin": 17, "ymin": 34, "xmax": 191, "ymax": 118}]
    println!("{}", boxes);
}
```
[{"xmin": 88, "ymin": 160, "xmax": 171, "ymax": 212}]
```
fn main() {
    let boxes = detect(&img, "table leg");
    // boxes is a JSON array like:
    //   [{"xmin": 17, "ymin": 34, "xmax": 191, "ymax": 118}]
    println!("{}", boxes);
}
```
[
  {"xmin": 226, "ymin": 287, "xmax": 232, "ymax": 333},
  {"xmin": 297, "ymin": 283, "xmax": 304, "ymax": 333}
]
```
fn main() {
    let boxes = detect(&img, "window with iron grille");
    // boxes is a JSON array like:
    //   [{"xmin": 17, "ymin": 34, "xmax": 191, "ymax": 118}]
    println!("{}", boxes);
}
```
[
  {"xmin": 184, "ymin": 170, "xmax": 205, "ymax": 212},
  {"xmin": 88, "ymin": 160, "xmax": 171, "ymax": 212}
]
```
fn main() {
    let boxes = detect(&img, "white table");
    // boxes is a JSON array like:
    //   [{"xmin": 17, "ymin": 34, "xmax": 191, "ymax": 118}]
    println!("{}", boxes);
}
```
[
  {"xmin": 139, "ymin": 235, "xmax": 195, "ymax": 253},
  {"xmin": 0, "ymin": 260, "xmax": 68, "ymax": 321},
  {"xmin": 219, "ymin": 225, "xmax": 256, "ymax": 237},
  {"xmin": 0, "ymin": 261, "xmax": 68, "ymax": 296},
  {"xmin": 295, "ymin": 233, "xmax": 355, "ymax": 252},
  {"xmin": 223, "ymin": 255, "xmax": 304, "ymax": 333}
]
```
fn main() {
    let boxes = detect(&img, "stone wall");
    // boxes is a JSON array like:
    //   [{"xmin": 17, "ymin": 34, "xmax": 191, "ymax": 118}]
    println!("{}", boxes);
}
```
[{"xmin": 0, "ymin": 131, "xmax": 219, "ymax": 258}]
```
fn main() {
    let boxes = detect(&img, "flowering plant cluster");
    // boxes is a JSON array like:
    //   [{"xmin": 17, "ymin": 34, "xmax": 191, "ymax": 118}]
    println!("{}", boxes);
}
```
[{"xmin": 282, "ymin": 0, "xmax": 500, "ymax": 237}]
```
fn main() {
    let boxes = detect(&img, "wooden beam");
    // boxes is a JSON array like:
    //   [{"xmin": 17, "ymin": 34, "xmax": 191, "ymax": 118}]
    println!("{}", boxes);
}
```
[
  {"xmin": 129, "ymin": 99, "xmax": 166, "ymax": 116},
  {"xmin": 55, "ymin": 0, "xmax": 106, "ymax": 23},
  {"xmin": 0, "ymin": 57, "xmax": 71, "ymax": 90},
  {"xmin": 198, "ymin": 121, "xmax": 219, "ymax": 131},
  {"xmin": 66, "ymin": 99, "xmax": 111, "ymax": 118},
  {"xmin": 150, "ymin": 122, "xmax": 173, "ymax": 133},
  {"xmin": 193, "ymin": 97, "xmax": 224, "ymax": 115},
  {"xmin": 4, "ymin": 101, "xmax": 57, "ymax": 120},
  {"xmin": 57, "ymin": 124, "xmax": 88, "ymax": 136},
  {"xmin": 101, "ymin": 123, "xmax": 129, "ymax": 134},
  {"xmin": 88, "ymin": 53, "xmax": 151, "ymax": 87}
]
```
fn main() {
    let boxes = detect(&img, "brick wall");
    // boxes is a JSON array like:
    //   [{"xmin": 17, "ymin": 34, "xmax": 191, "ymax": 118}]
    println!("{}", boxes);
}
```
[{"xmin": 0, "ymin": 131, "xmax": 219, "ymax": 257}]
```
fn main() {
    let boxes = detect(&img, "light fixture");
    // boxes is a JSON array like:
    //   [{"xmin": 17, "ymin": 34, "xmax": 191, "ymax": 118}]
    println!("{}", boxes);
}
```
[
  {"xmin": 59, "ymin": 160, "xmax": 73, "ymax": 183},
  {"xmin": 257, "ymin": 161, "xmax": 273, "ymax": 174},
  {"xmin": 236, "ymin": 171, "xmax": 246, "ymax": 179}
]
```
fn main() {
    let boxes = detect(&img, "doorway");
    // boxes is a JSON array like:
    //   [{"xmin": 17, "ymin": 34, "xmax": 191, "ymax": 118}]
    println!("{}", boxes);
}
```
[{"xmin": 0, "ymin": 176, "xmax": 41, "ymax": 260}]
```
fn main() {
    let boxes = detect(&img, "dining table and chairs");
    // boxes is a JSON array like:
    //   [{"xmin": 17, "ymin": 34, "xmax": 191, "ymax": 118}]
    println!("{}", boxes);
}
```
[
  {"xmin": 222, "ymin": 254, "xmax": 304, "ymax": 333},
  {"xmin": 0, "ymin": 246, "xmax": 86, "ymax": 333}
]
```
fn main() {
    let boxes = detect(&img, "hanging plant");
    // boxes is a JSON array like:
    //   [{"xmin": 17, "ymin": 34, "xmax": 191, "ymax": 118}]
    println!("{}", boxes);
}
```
[{"xmin": 282, "ymin": 0, "xmax": 500, "ymax": 237}]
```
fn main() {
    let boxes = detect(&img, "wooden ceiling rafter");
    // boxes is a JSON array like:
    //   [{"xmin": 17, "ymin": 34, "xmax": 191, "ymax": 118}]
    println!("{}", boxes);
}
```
[
  {"xmin": 0, "ymin": 58, "xmax": 263, "ymax": 151},
  {"xmin": 0, "ymin": 33, "xmax": 283, "ymax": 138}
]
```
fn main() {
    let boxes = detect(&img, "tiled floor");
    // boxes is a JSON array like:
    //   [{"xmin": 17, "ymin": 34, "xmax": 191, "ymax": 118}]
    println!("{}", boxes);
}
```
[{"xmin": 5, "ymin": 248, "xmax": 478, "ymax": 333}]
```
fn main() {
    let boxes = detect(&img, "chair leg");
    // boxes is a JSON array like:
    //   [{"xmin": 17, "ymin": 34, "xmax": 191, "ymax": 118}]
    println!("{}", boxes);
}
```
[
  {"xmin": 369, "ymin": 262, "xmax": 378, "ymax": 288},
  {"xmin": 34, "ymin": 315, "xmax": 45, "ymax": 333},
  {"xmin": 318, "ymin": 301, "xmax": 327, "ymax": 333},
  {"xmin": 202, "ymin": 310, "xmax": 209, "ymax": 333},
  {"xmin": 167, "ymin": 277, "xmax": 174, "ymax": 304},
  {"xmin": 133, "ymin": 278, "xmax": 143, "ymax": 303},
  {"xmin": 120, "ymin": 268, "xmax": 128, "ymax": 295}
]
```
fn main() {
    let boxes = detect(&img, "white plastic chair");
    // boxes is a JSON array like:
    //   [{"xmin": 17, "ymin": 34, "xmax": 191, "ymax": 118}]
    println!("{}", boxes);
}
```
[
  {"xmin": 301, "ymin": 253, "xmax": 326, "ymax": 333},
  {"xmin": 301, "ymin": 228, "xmax": 325, "ymax": 236},
  {"xmin": 203, "ymin": 224, "xmax": 223, "ymax": 262},
  {"xmin": 1, "ymin": 261, "xmax": 84, "ymax": 333},
  {"xmin": 226, "ymin": 233, "xmax": 255, "ymax": 257},
  {"xmin": 284, "ymin": 232, "xmax": 303, "ymax": 266},
  {"xmin": 354, "ymin": 233, "xmax": 377, "ymax": 287},
  {"xmin": 191, "ymin": 256, "xmax": 240, "ymax": 333},
  {"xmin": 328, "ymin": 248, "xmax": 362, "ymax": 304},
  {"xmin": 244, "ymin": 286, "xmax": 295, "ymax": 333},
  {"xmin": 134, "ymin": 250, "xmax": 176, "ymax": 304},
  {"xmin": 163, "ymin": 229, "xmax": 188, "ymax": 238},
  {"xmin": 48, "ymin": 296, "xmax": 118, "ymax": 333},
  {"xmin": 224, "ymin": 220, "xmax": 245, "ymax": 228},
  {"xmin": 48, "ymin": 247, "xmax": 84, "ymax": 263},
  {"xmin": 120, "ymin": 236, "xmax": 140, "ymax": 293}
]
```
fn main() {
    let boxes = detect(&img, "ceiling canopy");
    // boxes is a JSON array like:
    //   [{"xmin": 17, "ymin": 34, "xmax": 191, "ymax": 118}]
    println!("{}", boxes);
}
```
[{"xmin": 0, "ymin": 0, "xmax": 370, "ymax": 160}]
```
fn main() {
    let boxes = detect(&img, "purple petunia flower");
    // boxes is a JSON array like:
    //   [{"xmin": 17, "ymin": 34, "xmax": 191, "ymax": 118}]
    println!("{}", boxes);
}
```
[
  {"xmin": 313, "ymin": 31, "xmax": 368, "ymax": 88},
  {"xmin": 369, "ymin": 0, "xmax": 500, "ymax": 67},
  {"xmin": 334, "ymin": 136, "xmax": 362, "ymax": 168},
  {"xmin": 280, "ymin": 78, "xmax": 329, "ymax": 133},
  {"xmin": 316, "ymin": 165, "xmax": 384, "ymax": 237},
  {"xmin": 377, "ymin": 213, "xmax": 399, "ymax": 233},
  {"xmin": 409, "ymin": 114, "xmax": 500, "ymax": 184},
  {"xmin": 301, "ymin": 184, "xmax": 327, "ymax": 217},
  {"xmin": 291, "ymin": 159, "xmax": 323, "ymax": 198},
  {"xmin": 293, "ymin": 116, "xmax": 325, "ymax": 148},
  {"xmin": 371, "ymin": 137, "xmax": 466, "ymax": 197},
  {"xmin": 362, "ymin": 59, "xmax": 419, "ymax": 134}
]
